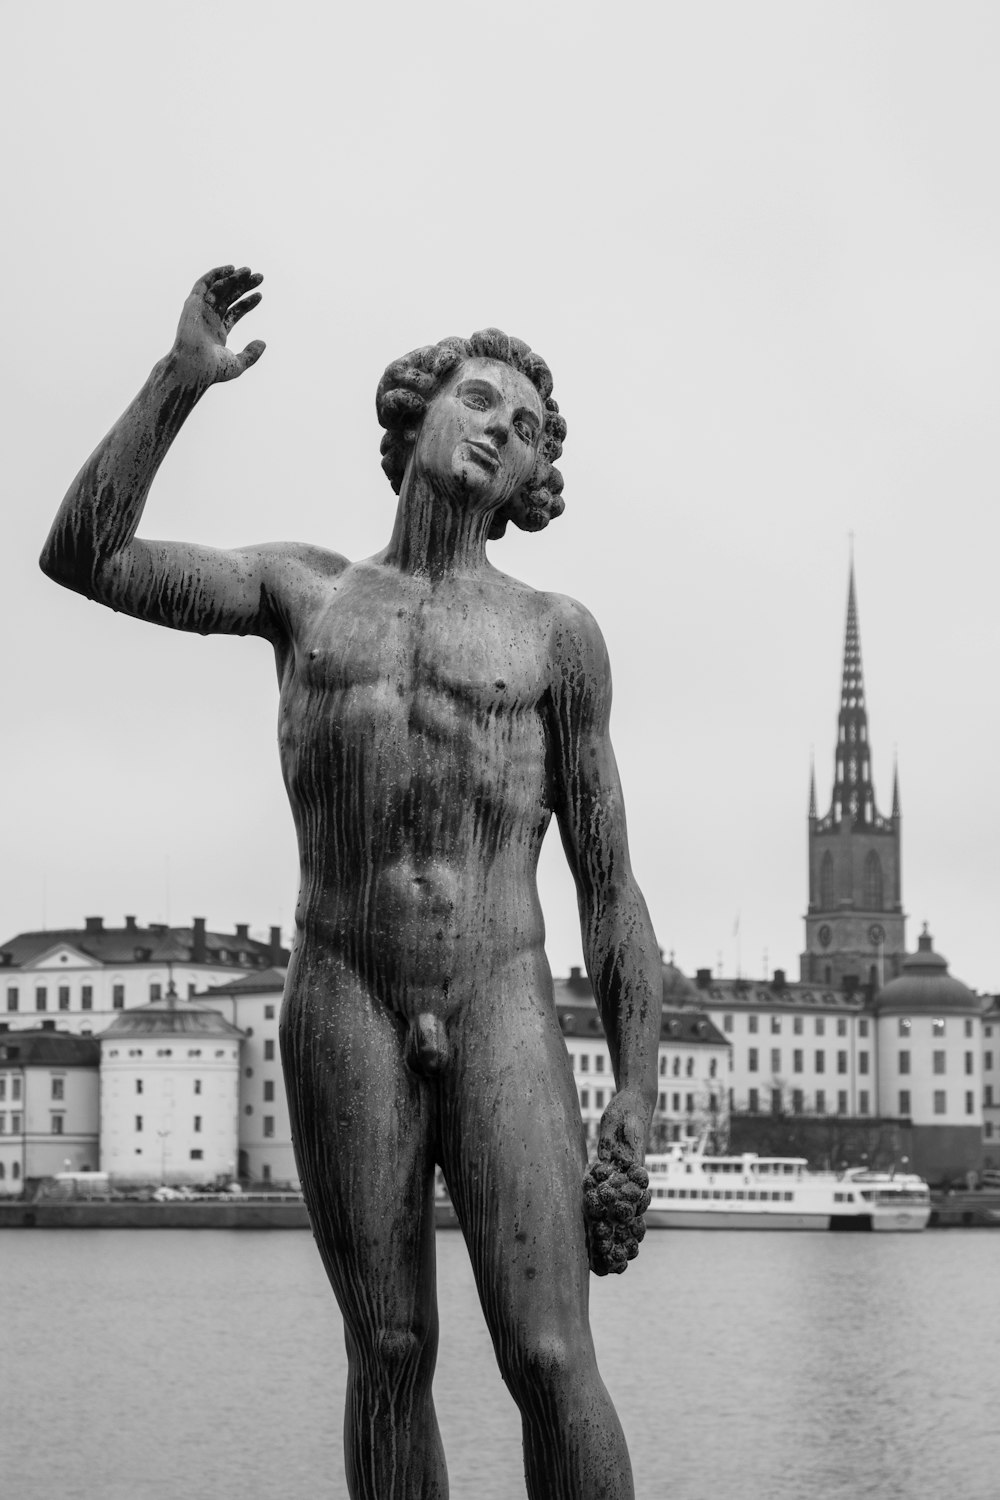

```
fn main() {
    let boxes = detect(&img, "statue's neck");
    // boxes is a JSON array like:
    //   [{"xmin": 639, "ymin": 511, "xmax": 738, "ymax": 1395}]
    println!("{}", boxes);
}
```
[{"xmin": 383, "ymin": 473, "xmax": 495, "ymax": 580}]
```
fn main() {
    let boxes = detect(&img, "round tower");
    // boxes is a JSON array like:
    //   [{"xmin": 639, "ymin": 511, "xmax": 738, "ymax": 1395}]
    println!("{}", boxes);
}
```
[
  {"xmin": 98, "ymin": 986, "xmax": 244, "ymax": 1188},
  {"xmin": 873, "ymin": 925, "xmax": 983, "ymax": 1184}
]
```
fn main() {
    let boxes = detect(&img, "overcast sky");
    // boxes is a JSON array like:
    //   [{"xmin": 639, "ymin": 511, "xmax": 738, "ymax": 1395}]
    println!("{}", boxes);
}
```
[{"xmin": 3, "ymin": 3, "xmax": 998, "ymax": 994}]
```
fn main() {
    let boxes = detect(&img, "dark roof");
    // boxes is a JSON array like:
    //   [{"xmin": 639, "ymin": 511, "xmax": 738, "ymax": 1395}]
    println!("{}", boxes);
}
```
[
  {"xmin": 0, "ymin": 918, "xmax": 289, "ymax": 971},
  {"xmin": 552, "ymin": 974, "xmax": 727, "ymax": 1048},
  {"xmin": 0, "ymin": 1031, "xmax": 100, "ymax": 1067},
  {"xmin": 874, "ymin": 928, "xmax": 980, "ymax": 1017},
  {"xmin": 196, "ymin": 968, "xmax": 287, "ymax": 997},
  {"xmin": 690, "ymin": 977, "xmax": 866, "ymax": 1014},
  {"xmin": 99, "ymin": 994, "xmax": 245, "ymax": 1041}
]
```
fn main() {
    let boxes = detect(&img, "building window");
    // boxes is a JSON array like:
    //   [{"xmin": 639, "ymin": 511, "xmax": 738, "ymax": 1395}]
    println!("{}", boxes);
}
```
[
  {"xmin": 595, "ymin": 1055, "xmax": 606, "ymax": 1073},
  {"xmin": 769, "ymin": 1048, "xmax": 780, "ymax": 1074},
  {"xmin": 113, "ymin": 985, "xmax": 125, "ymax": 1009},
  {"xmin": 150, "ymin": 983, "xmax": 162, "ymax": 1001},
  {"xmin": 264, "ymin": 1003, "xmax": 275, "ymax": 1019},
  {"xmin": 51, "ymin": 1115, "xmax": 64, "ymax": 1135},
  {"xmin": 672, "ymin": 1056, "xmax": 681, "ymax": 1077},
  {"xmin": 815, "ymin": 1019, "xmax": 825, "ymax": 1037},
  {"xmin": 986, "ymin": 1086, "xmax": 994, "ymax": 1107},
  {"xmin": 194, "ymin": 1079, "xmax": 202, "ymax": 1095},
  {"xmin": 835, "ymin": 1051, "xmax": 846, "ymax": 1074},
  {"xmin": 748, "ymin": 1049, "xmax": 759, "ymax": 1073},
  {"xmin": 135, "ymin": 1079, "xmax": 143, "ymax": 1094},
  {"xmin": 898, "ymin": 1051, "xmax": 910, "ymax": 1075},
  {"xmin": 723, "ymin": 1014, "xmax": 733, "ymax": 1032},
  {"xmin": 658, "ymin": 1056, "xmax": 666, "ymax": 1076},
  {"xmin": 709, "ymin": 1058, "xmax": 718, "ymax": 1078},
  {"xmin": 264, "ymin": 1041, "xmax": 275, "ymax": 1061},
  {"xmin": 899, "ymin": 1089, "xmax": 911, "ymax": 1115},
  {"xmin": 820, "ymin": 851, "xmax": 835, "ymax": 907},
  {"xmin": 11, "ymin": 1114, "xmax": 22, "ymax": 1133},
  {"xmin": 898, "ymin": 1018, "xmax": 911, "ymax": 1036},
  {"xmin": 579, "ymin": 1054, "xmax": 590, "ymax": 1073},
  {"xmin": 837, "ymin": 1091, "xmax": 848, "ymax": 1115},
  {"xmin": 837, "ymin": 1018, "xmax": 847, "ymax": 1037},
  {"xmin": 0, "ymin": 1079, "xmax": 5, "ymax": 1100},
  {"xmin": 12, "ymin": 1079, "xmax": 21, "ymax": 1102},
  {"xmin": 748, "ymin": 1016, "xmax": 758, "ymax": 1034},
  {"xmin": 682, "ymin": 1057, "xmax": 691, "ymax": 1077},
  {"xmin": 965, "ymin": 1019, "xmax": 974, "ymax": 1039},
  {"xmin": 263, "ymin": 1081, "xmax": 275, "ymax": 1102},
  {"xmin": 672, "ymin": 1093, "xmax": 681, "ymax": 1112},
  {"xmin": 595, "ymin": 1091, "xmax": 606, "ymax": 1110},
  {"xmin": 792, "ymin": 1088, "xmax": 804, "ymax": 1113},
  {"xmin": 770, "ymin": 1088, "xmax": 782, "ymax": 1115},
  {"xmin": 933, "ymin": 1019, "xmax": 945, "ymax": 1037},
  {"xmin": 580, "ymin": 1090, "xmax": 590, "ymax": 1109},
  {"xmin": 859, "ymin": 1019, "xmax": 868, "ymax": 1038},
  {"xmin": 863, "ymin": 850, "xmax": 883, "ymax": 909},
  {"xmin": 859, "ymin": 1090, "xmax": 870, "ymax": 1115},
  {"xmin": 965, "ymin": 1052, "xmax": 974, "ymax": 1076},
  {"xmin": 966, "ymin": 1092, "xmax": 975, "ymax": 1116},
  {"xmin": 35, "ymin": 987, "xmax": 47, "ymax": 1012},
  {"xmin": 815, "ymin": 1051, "xmax": 825, "ymax": 1074},
  {"xmin": 933, "ymin": 1051, "xmax": 946, "ymax": 1076},
  {"xmin": 51, "ymin": 1077, "xmax": 64, "ymax": 1101},
  {"xmin": 81, "ymin": 986, "xmax": 93, "ymax": 1011},
  {"xmin": 263, "ymin": 1116, "xmax": 275, "ymax": 1138},
  {"xmin": 190, "ymin": 1149, "xmax": 203, "ymax": 1160},
  {"xmin": 793, "ymin": 1017, "xmax": 803, "ymax": 1035},
  {"xmin": 986, "ymin": 1052, "xmax": 994, "ymax": 1072},
  {"xmin": 6, "ymin": 988, "xmax": 18, "ymax": 1012},
  {"xmin": 933, "ymin": 1091, "xmax": 947, "ymax": 1116},
  {"xmin": 193, "ymin": 1116, "xmax": 202, "ymax": 1133},
  {"xmin": 658, "ymin": 1092, "xmax": 667, "ymax": 1113},
  {"xmin": 58, "ymin": 986, "xmax": 70, "ymax": 1011},
  {"xmin": 770, "ymin": 1017, "xmax": 781, "ymax": 1035},
  {"xmin": 858, "ymin": 1051, "xmax": 869, "ymax": 1075},
  {"xmin": 135, "ymin": 1115, "xmax": 143, "ymax": 1132},
  {"xmin": 748, "ymin": 1089, "xmax": 759, "ymax": 1113},
  {"xmin": 815, "ymin": 1090, "xmax": 826, "ymax": 1114}
]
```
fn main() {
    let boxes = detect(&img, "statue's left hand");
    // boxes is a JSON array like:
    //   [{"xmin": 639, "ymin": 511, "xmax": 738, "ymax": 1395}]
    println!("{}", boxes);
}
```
[{"xmin": 582, "ymin": 1087, "xmax": 653, "ymax": 1276}]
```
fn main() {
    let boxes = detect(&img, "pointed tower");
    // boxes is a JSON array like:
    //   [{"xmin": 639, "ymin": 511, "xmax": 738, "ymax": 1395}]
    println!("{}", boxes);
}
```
[{"xmin": 800, "ymin": 563, "xmax": 906, "ymax": 990}]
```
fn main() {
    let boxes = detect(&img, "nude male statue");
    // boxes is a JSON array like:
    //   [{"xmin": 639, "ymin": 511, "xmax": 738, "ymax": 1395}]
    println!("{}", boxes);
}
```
[{"xmin": 41, "ymin": 266, "xmax": 662, "ymax": 1500}]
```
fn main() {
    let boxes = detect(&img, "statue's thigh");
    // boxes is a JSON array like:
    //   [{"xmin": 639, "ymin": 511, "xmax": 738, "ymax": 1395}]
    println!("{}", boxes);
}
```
[
  {"xmin": 442, "ymin": 999, "xmax": 591, "ymax": 1340},
  {"xmin": 281, "ymin": 979, "xmax": 437, "ymax": 1320}
]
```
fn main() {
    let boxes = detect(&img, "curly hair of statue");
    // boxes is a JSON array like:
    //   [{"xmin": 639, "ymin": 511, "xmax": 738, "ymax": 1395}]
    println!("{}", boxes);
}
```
[{"xmin": 376, "ymin": 328, "xmax": 568, "ymax": 540}]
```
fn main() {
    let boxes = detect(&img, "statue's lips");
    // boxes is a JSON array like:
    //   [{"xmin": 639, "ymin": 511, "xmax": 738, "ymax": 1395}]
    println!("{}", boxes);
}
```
[{"xmin": 463, "ymin": 441, "xmax": 501, "ymax": 472}]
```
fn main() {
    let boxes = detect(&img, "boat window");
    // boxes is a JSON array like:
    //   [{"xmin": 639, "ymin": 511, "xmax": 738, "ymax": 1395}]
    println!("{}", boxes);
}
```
[
  {"xmin": 724, "ymin": 1191, "xmax": 733, "ymax": 1200},
  {"xmin": 713, "ymin": 1191, "xmax": 722, "ymax": 1200},
  {"xmin": 783, "ymin": 1193, "xmax": 793, "ymax": 1201}
]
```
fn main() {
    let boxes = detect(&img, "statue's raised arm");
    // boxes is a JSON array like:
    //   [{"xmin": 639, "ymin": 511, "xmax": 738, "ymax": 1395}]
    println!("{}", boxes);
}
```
[{"xmin": 39, "ymin": 266, "xmax": 298, "ymax": 640}]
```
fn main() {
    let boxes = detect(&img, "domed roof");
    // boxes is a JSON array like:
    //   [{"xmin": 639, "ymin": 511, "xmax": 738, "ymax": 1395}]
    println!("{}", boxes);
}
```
[
  {"xmin": 662, "ymin": 958, "xmax": 699, "ymax": 1006},
  {"xmin": 99, "ymin": 986, "xmax": 245, "ymax": 1041},
  {"xmin": 874, "ymin": 926, "xmax": 979, "ymax": 1016}
]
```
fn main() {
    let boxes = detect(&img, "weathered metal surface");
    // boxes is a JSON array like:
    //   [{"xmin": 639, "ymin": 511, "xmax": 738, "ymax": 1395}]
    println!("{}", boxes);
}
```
[{"xmin": 41, "ymin": 266, "xmax": 663, "ymax": 1498}]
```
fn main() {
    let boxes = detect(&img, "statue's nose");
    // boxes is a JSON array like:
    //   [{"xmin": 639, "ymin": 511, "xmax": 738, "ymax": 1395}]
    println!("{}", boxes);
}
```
[{"xmin": 484, "ymin": 411, "xmax": 510, "ymax": 446}]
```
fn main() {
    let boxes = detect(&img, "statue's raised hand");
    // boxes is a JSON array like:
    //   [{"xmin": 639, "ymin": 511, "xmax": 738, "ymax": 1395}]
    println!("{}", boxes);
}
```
[{"xmin": 172, "ymin": 265, "xmax": 265, "ymax": 387}]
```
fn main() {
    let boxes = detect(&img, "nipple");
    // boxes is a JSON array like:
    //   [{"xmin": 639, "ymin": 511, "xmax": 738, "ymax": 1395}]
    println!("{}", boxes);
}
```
[{"xmin": 404, "ymin": 1012, "xmax": 450, "ymax": 1077}]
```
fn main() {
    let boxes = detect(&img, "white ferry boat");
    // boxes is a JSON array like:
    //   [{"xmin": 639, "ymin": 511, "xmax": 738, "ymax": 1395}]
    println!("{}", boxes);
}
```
[{"xmin": 644, "ymin": 1139, "xmax": 930, "ymax": 1232}]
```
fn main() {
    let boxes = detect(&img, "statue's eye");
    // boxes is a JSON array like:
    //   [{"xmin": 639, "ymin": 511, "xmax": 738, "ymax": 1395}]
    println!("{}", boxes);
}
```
[
  {"xmin": 514, "ymin": 418, "xmax": 536, "ymax": 443},
  {"xmin": 461, "ymin": 391, "xmax": 488, "ymax": 411}
]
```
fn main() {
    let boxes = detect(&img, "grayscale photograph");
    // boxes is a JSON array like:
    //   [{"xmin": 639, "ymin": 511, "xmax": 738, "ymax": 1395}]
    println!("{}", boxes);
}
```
[{"xmin": 2, "ymin": 4, "xmax": 999, "ymax": 1498}]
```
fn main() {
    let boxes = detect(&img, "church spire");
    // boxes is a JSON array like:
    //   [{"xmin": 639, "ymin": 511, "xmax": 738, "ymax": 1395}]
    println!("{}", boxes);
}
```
[
  {"xmin": 828, "ymin": 560, "xmax": 877, "ymax": 827},
  {"xmin": 808, "ymin": 754, "xmax": 817, "ymax": 818},
  {"xmin": 892, "ymin": 754, "xmax": 901, "ymax": 818}
]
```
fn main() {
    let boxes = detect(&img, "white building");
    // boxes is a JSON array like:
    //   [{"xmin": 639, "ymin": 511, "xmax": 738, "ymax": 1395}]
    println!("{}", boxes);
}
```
[
  {"xmin": 0, "ymin": 915, "xmax": 287, "ymax": 1038},
  {"xmin": 0, "ymin": 1030, "xmax": 100, "ymax": 1195},
  {"xmin": 99, "ymin": 990, "xmax": 244, "ymax": 1188},
  {"xmin": 196, "ymin": 969, "xmax": 297, "ymax": 1188}
]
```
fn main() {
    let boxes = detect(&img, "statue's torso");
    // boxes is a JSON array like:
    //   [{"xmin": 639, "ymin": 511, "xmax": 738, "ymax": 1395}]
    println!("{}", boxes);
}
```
[{"xmin": 276, "ymin": 560, "xmax": 558, "ymax": 1011}]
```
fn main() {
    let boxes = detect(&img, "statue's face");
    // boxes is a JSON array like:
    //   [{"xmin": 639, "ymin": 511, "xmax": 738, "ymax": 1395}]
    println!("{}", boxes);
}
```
[{"xmin": 412, "ymin": 358, "xmax": 544, "ymax": 509}]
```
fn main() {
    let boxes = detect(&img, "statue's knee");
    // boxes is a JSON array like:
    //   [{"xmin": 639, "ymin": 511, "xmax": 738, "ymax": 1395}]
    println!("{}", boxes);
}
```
[
  {"xmin": 372, "ymin": 1325, "xmax": 429, "ymax": 1379},
  {"xmin": 505, "ymin": 1332, "xmax": 582, "ymax": 1402}
]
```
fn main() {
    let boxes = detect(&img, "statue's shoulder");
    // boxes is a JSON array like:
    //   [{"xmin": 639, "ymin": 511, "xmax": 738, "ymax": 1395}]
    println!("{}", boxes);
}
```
[{"xmin": 263, "ymin": 541, "xmax": 351, "ymax": 578}]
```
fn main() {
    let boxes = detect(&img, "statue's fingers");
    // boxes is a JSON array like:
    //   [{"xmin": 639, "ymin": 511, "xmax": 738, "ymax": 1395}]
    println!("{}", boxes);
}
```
[
  {"xmin": 225, "ymin": 291, "xmax": 262, "ymax": 331},
  {"xmin": 235, "ymin": 339, "xmax": 266, "ymax": 373},
  {"xmin": 207, "ymin": 265, "xmax": 255, "ymax": 310},
  {"xmin": 196, "ymin": 264, "xmax": 236, "ymax": 300}
]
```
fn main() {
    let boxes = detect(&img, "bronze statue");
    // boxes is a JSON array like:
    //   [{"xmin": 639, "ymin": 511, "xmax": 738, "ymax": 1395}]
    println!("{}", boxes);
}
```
[{"xmin": 41, "ymin": 266, "xmax": 662, "ymax": 1499}]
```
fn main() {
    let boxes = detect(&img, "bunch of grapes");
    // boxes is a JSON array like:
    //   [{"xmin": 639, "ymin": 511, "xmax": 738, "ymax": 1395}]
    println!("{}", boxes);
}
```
[{"xmin": 582, "ymin": 1150, "xmax": 652, "ymax": 1276}]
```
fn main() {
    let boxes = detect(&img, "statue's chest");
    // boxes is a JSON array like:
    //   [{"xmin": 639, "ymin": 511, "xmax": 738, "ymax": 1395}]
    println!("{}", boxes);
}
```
[{"xmin": 293, "ymin": 581, "xmax": 546, "ymax": 715}]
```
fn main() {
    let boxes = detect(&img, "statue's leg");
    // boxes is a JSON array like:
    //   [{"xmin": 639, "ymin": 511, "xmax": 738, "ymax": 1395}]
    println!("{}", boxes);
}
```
[
  {"xmin": 440, "ymin": 958, "xmax": 634, "ymax": 1500},
  {"xmin": 281, "ymin": 967, "xmax": 447, "ymax": 1500}
]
